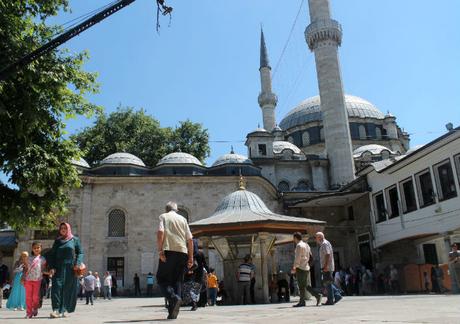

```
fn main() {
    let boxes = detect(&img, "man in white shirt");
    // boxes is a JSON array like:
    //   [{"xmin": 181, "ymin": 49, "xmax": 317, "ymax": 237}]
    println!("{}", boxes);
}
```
[
  {"xmin": 156, "ymin": 201, "xmax": 193, "ymax": 320},
  {"xmin": 291, "ymin": 232, "xmax": 321, "ymax": 307}
]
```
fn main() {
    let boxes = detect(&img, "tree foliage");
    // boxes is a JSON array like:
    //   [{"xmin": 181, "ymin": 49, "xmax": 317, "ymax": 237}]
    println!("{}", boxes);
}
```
[
  {"xmin": 0, "ymin": 1, "xmax": 100, "ymax": 229},
  {"xmin": 72, "ymin": 107, "xmax": 210, "ymax": 167}
]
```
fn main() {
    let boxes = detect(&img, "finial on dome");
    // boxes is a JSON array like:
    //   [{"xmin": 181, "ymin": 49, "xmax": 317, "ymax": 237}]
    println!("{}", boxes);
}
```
[
  {"xmin": 230, "ymin": 145, "xmax": 235, "ymax": 154},
  {"xmin": 238, "ymin": 175, "xmax": 247, "ymax": 190},
  {"xmin": 257, "ymin": 123, "xmax": 260, "ymax": 128}
]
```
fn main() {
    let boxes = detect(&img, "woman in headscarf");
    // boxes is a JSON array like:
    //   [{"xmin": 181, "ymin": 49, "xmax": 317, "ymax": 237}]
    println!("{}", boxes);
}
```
[{"xmin": 45, "ymin": 223, "xmax": 84, "ymax": 318}]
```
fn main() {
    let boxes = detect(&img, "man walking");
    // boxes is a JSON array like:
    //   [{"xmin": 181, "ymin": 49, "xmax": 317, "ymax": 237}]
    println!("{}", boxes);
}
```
[
  {"xmin": 156, "ymin": 201, "xmax": 193, "ymax": 320},
  {"xmin": 291, "ymin": 232, "xmax": 322, "ymax": 307},
  {"xmin": 316, "ymin": 232, "xmax": 342, "ymax": 305},
  {"xmin": 103, "ymin": 271, "xmax": 112, "ymax": 300},
  {"xmin": 236, "ymin": 255, "xmax": 254, "ymax": 305},
  {"xmin": 133, "ymin": 273, "xmax": 141, "ymax": 297},
  {"xmin": 83, "ymin": 271, "xmax": 96, "ymax": 305}
]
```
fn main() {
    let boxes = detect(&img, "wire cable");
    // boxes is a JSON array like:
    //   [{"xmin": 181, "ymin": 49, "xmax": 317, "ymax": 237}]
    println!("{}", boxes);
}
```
[{"xmin": 272, "ymin": 0, "xmax": 305, "ymax": 81}]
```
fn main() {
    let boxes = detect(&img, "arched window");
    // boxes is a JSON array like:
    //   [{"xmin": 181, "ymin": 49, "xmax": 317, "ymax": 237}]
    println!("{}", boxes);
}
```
[
  {"xmin": 177, "ymin": 208, "xmax": 189, "ymax": 221},
  {"xmin": 381, "ymin": 150, "xmax": 390, "ymax": 160},
  {"xmin": 359, "ymin": 125, "xmax": 367, "ymax": 139},
  {"xmin": 278, "ymin": 181, "xmax": 290, "ymax": 192},
  {"xmin": 375, "ymin": 127, "xmax": 382, "ymax": 140},
  {"xmin": 320, "ymin": 128, "xmax": 325, "ymax": 142},
  {"xmin": 287, "ymin": 136, "xmax": 294, "ymax": 144},
  {"xmin": 296, "ymin": 180, "xmax": 311, "ymax": 191},
  {"xmin": 108, "ymin": 209, "xmax": 126, "ymax": 237},
  {"xmin": 302, "ymin": 131, "xmax": 310, "ymax": 146}
]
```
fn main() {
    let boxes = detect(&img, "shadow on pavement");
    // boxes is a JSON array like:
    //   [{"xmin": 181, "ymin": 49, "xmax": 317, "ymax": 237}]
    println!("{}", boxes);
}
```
[{"xmin": 105, "ymin": 320, "xmax": 169, "ymax": 323}]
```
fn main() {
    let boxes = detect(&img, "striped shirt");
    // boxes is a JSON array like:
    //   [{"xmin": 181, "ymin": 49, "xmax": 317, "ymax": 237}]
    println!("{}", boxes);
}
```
[{"xmin": 237, "ymin": 263, "xmax": 253, "ymax": 282}]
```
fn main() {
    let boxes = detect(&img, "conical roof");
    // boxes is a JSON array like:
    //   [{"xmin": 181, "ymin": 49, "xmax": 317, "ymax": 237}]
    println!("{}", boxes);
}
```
[{"xmin": 190, "ymin": 182, "xmax": 325, "ymax": 236}]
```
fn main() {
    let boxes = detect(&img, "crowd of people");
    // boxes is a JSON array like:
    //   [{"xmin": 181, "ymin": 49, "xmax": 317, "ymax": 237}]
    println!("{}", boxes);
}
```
[{"xmin": 1, "ymin": 202, "xmax": 460, "ymax": 321}]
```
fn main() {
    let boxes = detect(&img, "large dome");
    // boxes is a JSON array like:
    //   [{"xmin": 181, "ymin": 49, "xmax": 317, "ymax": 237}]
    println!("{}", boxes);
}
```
[
  {"xmin": 157, "ymin": 152, "xmax": 203, "ymax": 166},
  {"xmin": 212, "ymin": 153, "xmax": 253, "ymax": 167},
  {"xmin": 101, "ymin": 153, "xmax": 145, "ymax": 167},
  {"xmin": 280, "ymin": 94, "xmax": 385, "ymax": 130}
]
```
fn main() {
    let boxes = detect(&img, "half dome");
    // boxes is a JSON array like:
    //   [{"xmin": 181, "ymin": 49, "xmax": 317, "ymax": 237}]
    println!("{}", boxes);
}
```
[
  {"xmin": 353, "ymin": 144, "xmax": 393, "ymax": 157},
  {"xmin": 100, "ymin": 152, "xmax": 145, "ymax": 167},
  {"xmin": 212, "ymin": 153, "xmax": 253, "ymax": 167},
  {"xmin": 280, "ymin": 94, "xmax": 385, "ymax": 130},
  {"xmin": 273, "ymin": 141, "xmax": 302, "ymax": 154},
  {"xmin": 157, "ymin": 152, "xmax": 203, "ymax": 166}
]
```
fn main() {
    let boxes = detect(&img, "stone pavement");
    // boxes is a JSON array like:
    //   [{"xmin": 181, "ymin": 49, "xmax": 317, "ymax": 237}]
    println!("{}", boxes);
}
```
[{"xmin": 1, "ymin": 295, "xmax": 459, "ymax": 324}]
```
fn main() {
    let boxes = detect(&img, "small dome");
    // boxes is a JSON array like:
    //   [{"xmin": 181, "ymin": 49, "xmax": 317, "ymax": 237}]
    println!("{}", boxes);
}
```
[
  {"xmin": 272, "ymin": 125, "xmax": 282, "ymax": 132},
  {"xmin": 273, "ymin": 141, "xmax": 302, "ymax": 154},
  {"xmin": 157, "ymin": 152, "xmax": 203, "ymax": 166},
  {"xmin": 71, "ymin": 157, "xmax": 90, "ymax": 168},
  {"xmin": 280, "ymin": 94, "xmax": 386, "ymax": 130},
  {"xmin": 213, "ymin": 189, "xmax": 273, "ymax": 215},
  {"xmin": 249, "ymin": 127, "xmax": 268, "ymax": 133},
  {"xmin": 101, "ymin": 152, "xmax": 145, "ymax": 167},
  {"xmin": 353, "ymin": 144, "xmax": 393, "ymax": 157},
  {"xmin": 212, "ymin": 153, "xmax": 253, "ymax": 167}
]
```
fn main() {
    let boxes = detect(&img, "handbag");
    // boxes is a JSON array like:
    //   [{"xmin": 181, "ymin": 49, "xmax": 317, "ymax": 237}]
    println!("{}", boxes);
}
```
[{"xmin": 74, "ymin": 263, "xmax": 87, "ymax": 277}]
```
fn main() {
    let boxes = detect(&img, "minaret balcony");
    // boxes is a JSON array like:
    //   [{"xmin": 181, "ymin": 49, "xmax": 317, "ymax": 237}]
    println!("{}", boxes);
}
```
[
  {"xmin": 305, "ymin": 19, "xmax": 342, "ymax": 50},
  {"xmin": 258, "ymin": 92, "xmax": 278, "ymax": 107}
]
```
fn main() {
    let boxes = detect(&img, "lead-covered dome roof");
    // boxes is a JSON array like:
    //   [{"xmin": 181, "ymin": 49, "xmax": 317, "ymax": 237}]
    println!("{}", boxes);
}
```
[
  {"xmin": 101, "ymin": 152, "xmax": 145, "ymax": 167},
  {"xmin": 273, "ymin": 141, "xmax": 302, "ymax": 154},
  {"xmin": 157, "ymin": 152, "xmax": 203, "ymax": 166},
  {"xmin": 280, "ymin": 94, "xmax": 385, "ymax": 130},
  {"xmin": 71, "ymin": 157, "xmax": 90, "ymax": 168},
  {"xmin": 212, "ymin": 153, "xmax": 253, "ymax": 167},
  {"xmin": 353, "ymin": 144, "xmax": 394, "ymax": 157}
]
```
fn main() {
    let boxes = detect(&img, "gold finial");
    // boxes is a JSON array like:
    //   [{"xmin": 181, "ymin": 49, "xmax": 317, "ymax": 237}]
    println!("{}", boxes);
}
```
[{"xmin": 238, "ymin": 175, "xmax": 247, "ymax": 190}]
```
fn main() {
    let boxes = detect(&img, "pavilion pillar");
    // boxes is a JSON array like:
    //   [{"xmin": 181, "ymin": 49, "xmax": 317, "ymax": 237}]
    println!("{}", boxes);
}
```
[{"xmin": 258, "ymin": 232, "xmax": 271, "ymax": 303}]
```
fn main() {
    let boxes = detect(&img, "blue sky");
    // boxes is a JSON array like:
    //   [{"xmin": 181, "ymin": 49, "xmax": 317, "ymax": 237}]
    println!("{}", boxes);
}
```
[{"xmin": 40, "ymin": 0, "xmax": 460, "ymax": 166}]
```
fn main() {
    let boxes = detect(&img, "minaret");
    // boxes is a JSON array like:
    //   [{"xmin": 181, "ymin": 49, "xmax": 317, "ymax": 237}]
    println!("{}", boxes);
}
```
[
  {"xmin": 258, "ymin": 29, "xmax": 278, "ymax": 131},
  {"xmin": 305, "ymin": 0, "xmax": 355, "ymax": 187}
]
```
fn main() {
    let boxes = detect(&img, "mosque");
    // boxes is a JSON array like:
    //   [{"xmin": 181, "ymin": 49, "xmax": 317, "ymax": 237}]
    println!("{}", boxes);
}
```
[{"xmin": 11, "ymin": 0, "xmax": 414, "ymax": 296}]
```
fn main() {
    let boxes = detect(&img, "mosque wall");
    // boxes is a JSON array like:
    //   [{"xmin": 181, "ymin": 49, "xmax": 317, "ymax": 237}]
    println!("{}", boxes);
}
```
[{"xmin": 63, "ymin": 176, "xmax": 280, "ymax": 294}]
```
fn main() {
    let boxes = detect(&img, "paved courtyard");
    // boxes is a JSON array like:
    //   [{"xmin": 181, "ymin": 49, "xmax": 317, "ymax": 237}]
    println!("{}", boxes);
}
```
[{"xmin": 1, "ymin": 295, "xmax": 459, "ymax": 324}]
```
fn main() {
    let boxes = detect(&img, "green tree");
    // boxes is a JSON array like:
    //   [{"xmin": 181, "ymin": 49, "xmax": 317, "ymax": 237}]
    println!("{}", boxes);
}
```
[
  {"xmin": 0, "ymin": 1, "xmax": 100, "ymax": 229},
  {"xmin": 73, "ymin": 107, "xmax": 210, "ymax": 167}
]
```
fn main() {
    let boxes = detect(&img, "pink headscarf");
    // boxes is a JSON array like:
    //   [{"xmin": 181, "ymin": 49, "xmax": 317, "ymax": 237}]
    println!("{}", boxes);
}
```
[{"xmin": 58, "ymin": 222, "xmax": 74, "ymax": 242}]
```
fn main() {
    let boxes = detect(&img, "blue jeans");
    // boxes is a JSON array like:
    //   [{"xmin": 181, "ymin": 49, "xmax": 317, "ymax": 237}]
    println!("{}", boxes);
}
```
[
  {"xmin": 322, "ymin": 272, "xmax": 341, "ymax": 304},
  {"xmin": 208, "ymin": 288, "xmax": 218, "ymax": 305},
  {"xmin": 103, "ymin": 286, "xmax": 111, "ymax": 300}
]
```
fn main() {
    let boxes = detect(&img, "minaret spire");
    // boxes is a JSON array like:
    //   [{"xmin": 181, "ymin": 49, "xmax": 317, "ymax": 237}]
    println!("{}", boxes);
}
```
[
  {"xmin": 305, "ymin": 0, "xmax": 355, "ymax": 187},
  {"xmin": 260, "ymin": 28, "xmax": 270, "ymax": 69},
  {"xmin": 258, "ymin": 28, "xmax": 277, "ymax": 131}
]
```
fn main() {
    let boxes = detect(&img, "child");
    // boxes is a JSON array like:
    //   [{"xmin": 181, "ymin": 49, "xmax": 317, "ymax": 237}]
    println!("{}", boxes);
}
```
[
  {"xmin": 207, "ymin": 268, "xmax": 218, "ymax": 306},
  {"xmin": 24, "ymin": 242, "xmax": 47, "ymax": 318},
  {"xmin": 6, "ymin": 251, "xmax": 28, "ymax": 310}
]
